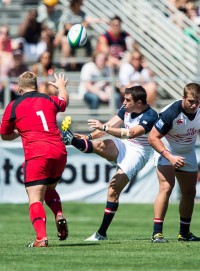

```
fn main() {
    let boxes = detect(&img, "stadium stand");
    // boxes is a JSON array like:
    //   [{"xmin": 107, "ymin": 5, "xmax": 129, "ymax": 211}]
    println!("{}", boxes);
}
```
[{"xmin": 1, "ymin": 0, "xmax": 200, "ymax": 132}]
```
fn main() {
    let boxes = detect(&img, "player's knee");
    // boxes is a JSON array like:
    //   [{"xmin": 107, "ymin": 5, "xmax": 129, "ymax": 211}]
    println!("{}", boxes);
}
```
[
  {"xmin": 160, "ymin": 181, "xmax": 174, "ymax": 196},
  {"xmin": 94, "ymin": 141, "xmax": 105, "ymax": 152}
]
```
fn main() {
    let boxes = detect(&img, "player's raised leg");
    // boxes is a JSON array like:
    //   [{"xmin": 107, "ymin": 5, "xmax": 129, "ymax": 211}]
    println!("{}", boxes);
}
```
[
  {"xmin": 176, "ymin": 171, "xmax": 200, "ymax": 241},
  {"xmin": 152, "ymin": 165, "xmax": 175, "ymax": 243},
  {"xmin": 45, "ymin": 183, "xmax": 68, "ymax": 241},
  {"xmin": 26, "ymin": 184, "xmax": 48, "ymax": 247},
  {"xmin": 85, "ymin": 168, "xmax": 129, "ymax": 241},
  {"xmin": 63, "ymin": 128, "xmax": 118, "ymax": 161}
]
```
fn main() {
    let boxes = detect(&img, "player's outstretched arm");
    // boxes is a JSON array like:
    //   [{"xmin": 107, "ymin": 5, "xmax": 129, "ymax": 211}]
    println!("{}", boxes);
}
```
[
  {"xmin": 48, "ymin": 73, "xmax": 69, "ymax": 105},
  {"xmin": 148, "ymin": 126, "xmax": 186, "ymax": 169},
  {"xmin": 85, "ymin": 115, "xmax": 123, "ymax": 140},
  {"xmin": 87, "ymin": 119, "xmax": 145, "ymax": 139}
]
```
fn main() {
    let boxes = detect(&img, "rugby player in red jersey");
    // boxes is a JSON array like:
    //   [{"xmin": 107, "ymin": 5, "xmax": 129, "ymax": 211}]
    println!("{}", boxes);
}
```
[{"xmin": 0, "ymin": 71, "xmax": 68, "ymax": 247}]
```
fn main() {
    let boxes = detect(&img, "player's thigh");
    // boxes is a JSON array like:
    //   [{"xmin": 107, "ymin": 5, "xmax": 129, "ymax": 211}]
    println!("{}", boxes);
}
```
[
  {"xmin": 176, "ymin": 171, "xmax": 197, "ymax": 196},
  {"xmin": 93, "ymin": 139, "xmax": 118, "ymax": 161},
  {"xmin": 108, "ymin": 167, "xmax": 129, "ymax": 196},
  {"xmin": 156, "ymin": 165, "xmax": 176, "ymax": 192},
  {"xmin": 26, "ymin": 184, "xmax": 47, "ymax": 205}
]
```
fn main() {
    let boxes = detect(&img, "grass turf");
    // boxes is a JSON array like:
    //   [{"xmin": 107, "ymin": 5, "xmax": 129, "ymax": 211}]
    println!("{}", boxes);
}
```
[{"xmin": 0, "ymin": 202, "xmax": 200, "ymax": 271}]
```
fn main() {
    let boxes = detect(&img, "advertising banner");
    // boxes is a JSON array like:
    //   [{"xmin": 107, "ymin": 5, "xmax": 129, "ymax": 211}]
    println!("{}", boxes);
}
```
[{"xmin": 0, "ymin": 142, "xmax": 200, "ymax": 203}]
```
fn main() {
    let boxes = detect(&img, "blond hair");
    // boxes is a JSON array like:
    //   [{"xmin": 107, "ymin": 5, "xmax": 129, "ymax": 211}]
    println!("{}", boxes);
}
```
[
  {"xmin": 18, "ymin": 71, "xmax": 37, "ymax": 91},
  {"xmin": 184, "ymin": 83, "xmax": 200, "ymax": 98}
]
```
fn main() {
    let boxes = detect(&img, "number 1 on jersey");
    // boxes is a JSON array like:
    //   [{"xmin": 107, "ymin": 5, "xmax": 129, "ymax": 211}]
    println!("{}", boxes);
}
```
[{"xmin": 36, "ymin": 110, "xmax": 49, "ymax": 131}]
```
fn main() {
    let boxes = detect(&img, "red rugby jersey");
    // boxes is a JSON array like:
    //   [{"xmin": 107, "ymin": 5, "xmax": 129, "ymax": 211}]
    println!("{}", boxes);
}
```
[{"xmin": 1, "ymin": 91, "xmax": 67, "ymax": 160}]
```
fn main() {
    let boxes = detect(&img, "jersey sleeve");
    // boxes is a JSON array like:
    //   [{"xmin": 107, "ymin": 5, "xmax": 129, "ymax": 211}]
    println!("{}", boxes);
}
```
[
  {"xmin": 0, "ymin": 101, "xmax": 15, "ymax": 135},
  {"xmin": 117, "ymin": 106, "xmax": 126, "ymax": 120},
  {"xmin": 139, "ymin": 109, "xmax": 158, "ymax": 134},
  {"xmin": 50, "ymin": 96, "xmax": 67, "ymax": 112},
  {"xmin": 154, "ymin": 101, "xmax": 181, "ymax": 135}
]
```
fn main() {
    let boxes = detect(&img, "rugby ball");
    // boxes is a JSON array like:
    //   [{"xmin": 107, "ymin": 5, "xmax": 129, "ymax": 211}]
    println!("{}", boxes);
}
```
[{"xmin": 67, "ymin": 24, "xmax": 87, "ymax": 48}]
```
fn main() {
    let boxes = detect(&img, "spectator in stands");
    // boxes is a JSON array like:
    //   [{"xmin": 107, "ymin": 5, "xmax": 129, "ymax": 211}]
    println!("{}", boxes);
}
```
[
  {"xmin": 37, "ymin": 0, "xmax": 62, "ymax": 33},
  {"xmin": 18, "ymin": 9, "xmax": 47, "ymax": 63},
  {"xmin": 56, "ymin": 0, "xmax": 106, "ymax": 69},
  {"xmin": 119, "ymin": 50, "xmax": 157, "ymax": 106},
  {"xmin": 0, "ymin": 25, "xmax": 14, "ymax": 106},
  {"xmin": 37, "ymin": 0, "xmax": 63, "ymax": 57},
  {"xmin": 31, "ymin": 50, "xmax": 54, "ymax": 77},
  {"xmin": 31, "ymin": 50, "xmax": 55, "ymax": 93},
  {"xmin": 97, "ymin": 15, "xmax": 135, "ymax": 71},
  {"xmin": 7, "ymin": 49, "xmax": 29, "ymax": 101},
  {"xmin": 79, "ymin": 51, "xmax": 121, "ymax": 109},
  {"xmin": 185, "ymin": 1, "xmax": 200, "ymax": 25}
]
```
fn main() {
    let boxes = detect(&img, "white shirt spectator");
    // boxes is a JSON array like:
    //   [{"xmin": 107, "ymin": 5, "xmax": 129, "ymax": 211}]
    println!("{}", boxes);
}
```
[{"xmin": 119, "ymin": 62, "xmax": 151, "ymax": 87}]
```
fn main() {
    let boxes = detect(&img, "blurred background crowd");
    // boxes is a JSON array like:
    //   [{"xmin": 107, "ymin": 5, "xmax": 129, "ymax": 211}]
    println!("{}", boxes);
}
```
[{"xmin": 1, "ymin": 0, "xmax": 200, "ymax": 130}]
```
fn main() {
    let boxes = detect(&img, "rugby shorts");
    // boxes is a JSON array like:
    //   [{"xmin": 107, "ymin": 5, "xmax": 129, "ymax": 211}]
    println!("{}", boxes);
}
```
[
  {"xmin": 23, "ymin": 154, "xmax": 67, "ymax": 187},
  {"xmin": 111, "ymin": 138, "xmax": 150, "ymax": 180},
  {"xmin": 154, "ymin": 149, "xmax": 198, "ymax": 172}
]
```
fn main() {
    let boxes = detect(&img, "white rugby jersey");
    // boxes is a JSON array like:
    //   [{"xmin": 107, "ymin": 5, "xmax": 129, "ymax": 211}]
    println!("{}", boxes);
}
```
[
  {"xmin": 117, "ymin": 105, "xmax": 158, "ymax": 152},
  {"xmin": 154, "ymin": 100, "xmax": 200, "ymax": 153}
]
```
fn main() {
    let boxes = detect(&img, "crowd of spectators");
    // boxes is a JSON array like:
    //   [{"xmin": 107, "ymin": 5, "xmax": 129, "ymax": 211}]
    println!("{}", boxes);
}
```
[{"xmin": 2, "ymin": 0, "xmax": 200, "ymax": 110}]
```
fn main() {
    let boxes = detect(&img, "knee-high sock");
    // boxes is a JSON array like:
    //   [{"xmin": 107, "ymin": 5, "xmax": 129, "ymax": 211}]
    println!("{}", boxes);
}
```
[
  {"xmin": 29, "ymin": 202, "xmax": 47, "ymax": 240},
  {"xmin": 45, "ymin": 189, "xmax": 62, "ymax": 218},
  {"xmin": 97, "ymin": 201, "xmax": 119, "ymax": 237},
  {"xmin": 71, "ymin": 137, "xmax": 93, "ymax": 153}
]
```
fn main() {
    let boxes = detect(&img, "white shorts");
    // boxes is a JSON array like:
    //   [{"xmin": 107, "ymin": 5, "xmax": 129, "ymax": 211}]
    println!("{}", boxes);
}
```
[
  {"xmin": 154, "ymin": 150, "xmax": 198, "ymax": 172},
  {"xmin": 112, "ymin": 138, "xmax": 150, "ymax": 180}
]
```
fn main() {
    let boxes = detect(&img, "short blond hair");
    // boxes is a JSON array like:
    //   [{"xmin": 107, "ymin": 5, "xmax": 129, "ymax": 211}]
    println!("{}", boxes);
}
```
[
  {"xmin": 184, "ymin": 83, "xmax": 200, "ymax": 98},
  {"xmin": 18, "ymin": 71, "xmax": 37, "ymax": 90}
]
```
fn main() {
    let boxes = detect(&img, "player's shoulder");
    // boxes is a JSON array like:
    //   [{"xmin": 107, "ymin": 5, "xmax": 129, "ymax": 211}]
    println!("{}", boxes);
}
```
[
  {"xmin": 161, "ymin": 100, "xmax": 182, "ymax": 116},
  {"xmin": 144, "ymin": 106, "xmax": 158, "ymax": 117},
  {"xmin": 140, "ymin": 106, "xmax": 158, "ymax": 123},
  {"xmin": 117, "ymin": 105, "xmax": 126, "ymax": 120}
]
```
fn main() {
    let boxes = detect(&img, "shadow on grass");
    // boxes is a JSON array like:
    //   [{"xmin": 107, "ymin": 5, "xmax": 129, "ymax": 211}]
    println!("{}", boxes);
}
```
[
  {"xmin": 53, "ymin": 241, "xmax": 123, "ymax": 247},
  {"xmin": 55, "ymin": 242, "xmax": 100, "ymax": 247}
]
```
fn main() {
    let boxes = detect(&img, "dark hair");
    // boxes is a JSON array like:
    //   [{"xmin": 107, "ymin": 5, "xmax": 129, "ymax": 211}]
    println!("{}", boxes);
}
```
[
  {"xmin": 70, "ymin": 0, "xmax": 82, "ymax": 9},
  {"xmin": 125, "ymin": 86, "xmax": 147, "ymax": 105},
  {"xmin": 184, "ymin": 83, "xmax": 200, "ymax": 98},
  {"xmin": 110, "ymin": 15, "xmax": 122, "ymax": 23}
]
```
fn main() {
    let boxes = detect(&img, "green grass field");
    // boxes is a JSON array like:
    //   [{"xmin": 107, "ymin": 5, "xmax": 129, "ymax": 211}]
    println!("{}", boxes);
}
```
[{"xmin": 1, "ymin": 202, "xmax": 200, "ymax": 271}]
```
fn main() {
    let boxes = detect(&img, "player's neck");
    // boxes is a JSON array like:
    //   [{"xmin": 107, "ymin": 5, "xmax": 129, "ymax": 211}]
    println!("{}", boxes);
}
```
[
  {"xmin": 132, "ymin": 104, "xmax": 149, "ymax": 114},
  {"xmin": 22, "ymin": 88, "xmax": 36, "ymax": 95}
]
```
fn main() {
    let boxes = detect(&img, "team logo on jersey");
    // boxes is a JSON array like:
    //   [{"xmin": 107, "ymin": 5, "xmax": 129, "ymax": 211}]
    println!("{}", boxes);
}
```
[
  {"xmin": 155, "ymin": 119, "xmax": 164, "ymax": 129},
  {"xmin": 142, "ymin": 120, "xmax": 147, "ymax": 125},
  {"xmin": 176, "ymin": 119, "xmax": 183, "ymax": 125}
]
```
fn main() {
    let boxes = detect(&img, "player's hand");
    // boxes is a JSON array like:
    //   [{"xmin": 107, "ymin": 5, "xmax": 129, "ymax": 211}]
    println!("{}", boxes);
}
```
[
  {"xmin": 167, "ymin": 154, "xmax": 186, "ymax": 169},
  {"xmin": 87, "ymin": 119, "xmax": 103, "ymax": 130},
  {"xmin": 74, "ymin": 133, "xmax": 88, "ymax": 139},
  {"xmin": 48, "ymin": 73, "xmax": 68, "ymax": 89}
]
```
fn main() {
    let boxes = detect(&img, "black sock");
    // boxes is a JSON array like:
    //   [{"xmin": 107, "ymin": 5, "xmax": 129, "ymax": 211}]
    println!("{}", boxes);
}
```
[
  {"xmin": 179, "ymin": 217, "xmax": 191, "ymax": 236},
  {"xmin": 153, "ymin": 218, "xmax": 164, "ymax": 236},
  {"xmin": 71, "ymin": 137, "xmax": 93, "ymax": 153},
  {"xmin": 97, "ymin": 201, "xmax": 119, "ymax": 237}
]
